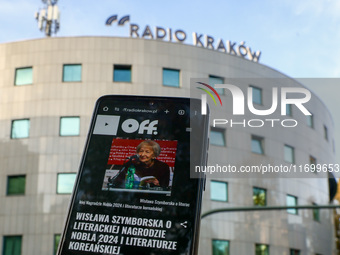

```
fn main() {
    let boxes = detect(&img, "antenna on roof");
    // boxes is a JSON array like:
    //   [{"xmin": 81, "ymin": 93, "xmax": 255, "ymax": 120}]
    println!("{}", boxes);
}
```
[{"xmin": 35, "ymin": 0, "xmax": 60, "ymax": 37}]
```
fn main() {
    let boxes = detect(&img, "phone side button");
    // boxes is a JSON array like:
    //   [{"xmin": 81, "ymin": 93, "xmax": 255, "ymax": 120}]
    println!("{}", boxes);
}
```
[{"xmin": 203, "ymin": 174, "xmax": 206, "ymax": 191}]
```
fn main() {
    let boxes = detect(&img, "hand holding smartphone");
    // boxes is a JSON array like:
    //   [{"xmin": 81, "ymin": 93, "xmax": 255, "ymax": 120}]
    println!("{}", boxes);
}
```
[{"xmin": 57, "ymin": 95, "xmax": 209, "ymax": 255}]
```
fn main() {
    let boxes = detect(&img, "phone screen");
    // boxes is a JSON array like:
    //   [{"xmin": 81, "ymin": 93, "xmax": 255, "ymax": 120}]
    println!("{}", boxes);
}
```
[{"xmin": 57, "ymin": 95, "xmax": 209, "ymax": 255}]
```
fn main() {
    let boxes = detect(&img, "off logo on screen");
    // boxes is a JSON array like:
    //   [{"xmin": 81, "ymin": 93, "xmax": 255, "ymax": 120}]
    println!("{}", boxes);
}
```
[{"xmin": 122, "ymin": 119, "xmax": 158, "ymax": 135}]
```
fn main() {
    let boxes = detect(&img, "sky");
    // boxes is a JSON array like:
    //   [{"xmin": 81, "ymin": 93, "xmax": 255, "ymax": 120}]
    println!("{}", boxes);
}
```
[{"xmin": 1, "ymin": 0, "xmax": 340, "ymax": 166}]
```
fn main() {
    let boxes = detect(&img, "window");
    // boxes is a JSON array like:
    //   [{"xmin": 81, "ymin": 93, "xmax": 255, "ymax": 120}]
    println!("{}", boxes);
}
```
[
  {"xmin": 57, "ymin": 173, "xmax": 77, "ymax": 194},
  {"xmin": 210, "ymin": 128, "xmax": 226, "ymax": 146},
  {"xmin": 15, "ymin": 67, "xmax": 33, "ymax": 86},
  {"xmin": 286, "ymin": 104, "xmax": 292, "ymax": 116},
  {"xmin": 63, "ymin": 64, "xmax": 82, "ymax": 82},
  {"xmin": 307, "ymin": 114, "xmax": 314, "ymax": 128},
  {"xmin": 287, "ymin": 194, "xmax": 298, "ymax": 214},
  {"xmin": 255, "ymin": 244, "xmax": 269, "ymax": 255},
  {"xmin": 113, "ymin": 65, "xmax": 131, "ymax": 82},
  {"xmin": 210, "ymin": 181, "xmax": 228, "ymax": 202},
  {"xmin": 290, "ymin": 249, "xmax": 300, "ymax": 255},
  {"xmin": 11, "ymin": 119, "xmax": 30, "ymax": 139},
  {"xmin": 253, "ymin": 187, "xmax": 266, "ymax": 206},
  {"xmin": 313, "ymin": 203, "xmax": 320, "ymax": 221},
  {"xmin": 60, "ymin": 117, "xmax": 80, "ymax": 136},
  {"xmin": 251, "ymin": 135, "xmax": 264, "ymax": 154},
  {"xmin": 323, "ymin": 125, "xmax": 328, "ymax": 141},
  {"xmin": 310, "ymin": 156, "xmax": 317, "ymax": 174},
  {"xmin": 54, "ymin": 234, "xmax": 61, "ymax": 255},
  {"xmin": 284, "ymin": 145, "xmax": 295, "ymax": 164},
  {"xmin": 163, "ymin": 68, "xmax": 180, "ymax": 87},
  {"xmin": 7, "ymin": 175, "xmax": 26, "ymax": 196},
  {"xmin": 212, "ymin": 240, "xmax": 229, "ymax": 255},
  {"xmin": 250, "ymin": 86, "xmax": 262, "ymax": 105},
  {"xmin": 3, "ymin": 236, "xmax": 22, "ymax": 255},
  {"xmin": 209, "ymin": 75, "xmax": 224, "ymax": 95}
]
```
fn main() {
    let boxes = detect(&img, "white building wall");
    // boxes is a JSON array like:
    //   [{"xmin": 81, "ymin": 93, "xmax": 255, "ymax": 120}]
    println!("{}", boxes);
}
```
[{"xmin": 0, "ymin": 37, "xmax": 335, "ymax": 255}]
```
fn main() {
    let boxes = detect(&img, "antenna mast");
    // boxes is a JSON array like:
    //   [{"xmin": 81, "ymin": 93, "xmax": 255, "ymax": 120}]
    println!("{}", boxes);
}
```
[{"xmin": 35, "ymin": 0, "xmax": 60, "ymax": 37}]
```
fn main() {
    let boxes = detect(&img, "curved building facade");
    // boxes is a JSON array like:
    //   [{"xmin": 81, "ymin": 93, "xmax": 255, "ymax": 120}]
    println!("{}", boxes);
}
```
[{"xmin": 0, "ymin": 37, "xmax": 335, "ymax": 255}]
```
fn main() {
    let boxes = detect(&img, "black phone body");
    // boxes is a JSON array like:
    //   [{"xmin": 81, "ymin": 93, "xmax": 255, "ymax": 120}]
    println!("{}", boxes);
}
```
[{"xmin": 57, "ymin": 95, "xmax": 209, "ymax": 255}]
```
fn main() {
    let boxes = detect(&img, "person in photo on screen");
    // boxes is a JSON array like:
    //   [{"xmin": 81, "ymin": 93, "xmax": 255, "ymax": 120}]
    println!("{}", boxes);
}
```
[
  {"xmin": 110, "ymin": 140, "xmax": 170, "ymax": 189},
  {"xmin": 136, "ymin": 140, "xmax": 170, "ymax": 187}
]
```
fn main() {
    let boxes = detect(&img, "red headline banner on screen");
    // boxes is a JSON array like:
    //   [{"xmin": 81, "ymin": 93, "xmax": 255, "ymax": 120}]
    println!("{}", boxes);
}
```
[{"xmin": 107, "ymin": 138, "xmax": 178, "ymax": 167}]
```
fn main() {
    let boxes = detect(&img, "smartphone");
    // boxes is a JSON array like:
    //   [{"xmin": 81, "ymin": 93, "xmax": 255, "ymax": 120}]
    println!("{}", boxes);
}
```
[{"xmin": 57, "ymin": 95, "xmax": 209, "ymax": 255}]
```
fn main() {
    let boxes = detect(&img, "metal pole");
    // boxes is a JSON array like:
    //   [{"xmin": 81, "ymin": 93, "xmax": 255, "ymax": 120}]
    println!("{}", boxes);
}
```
[{"xmin": 201, "ymin": 204, "xmax": 340, "ymax": 219}]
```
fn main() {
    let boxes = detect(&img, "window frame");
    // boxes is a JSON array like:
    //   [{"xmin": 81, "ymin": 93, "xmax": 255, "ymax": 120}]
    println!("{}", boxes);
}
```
[
  {"xmin": 59, "ymin": 116, "xmax": 80, "ymax": 137},
  {"xmin": 56, "ymin": 173, "xmax": 77, "ymax": 194},
  {"xmin": 11, "ymin": 119, "xmax": 30, "ymax": 139},
  {"xmin": 54, "ymin": 234, "xmax": 61, "ymax": 255},
  {"xmin": 210, "ymin": 180, "xmax": 228, "ymax": 202},
  {"xmin": 307, "ymin": 114, "xmax": 314, "ymax": 128},
  {"xmin": 286, "ymin": 194, "xmax": 298, "ymax": 215},
  {"xmin": 212, "ymin": 239, "xmax": 230, "ymax": 255},
  {"xmin": 7, "ymin": 175, "xmax": 26, "ymax": 196},
  {"xmin": 162, "ymin": 68, "xmax": 180, "ymax": 88},
  {"xmin": 286, "ymin": 104, "xmax": 292, "ymax": 116},
  {"xmin": 253, "ymin": 186, "xmax": 267, "ymax": 206},
  {"xmin": 284, "ymin": 144, "xmax": 295, "ymax": 164},
  {"xmin": 323, "ymin": 125, "xmax": 328, "ymax": 141},
  {"xmin": 3, "ymin": 235, "xmax": 22, "ymax": 255},
  {"xmin": 14, "ymin": 66, "xmax": 33, "ymax": 86},
  {"xmin": 309, "ymin": 155, "xmax": 317, "ymax": 174},
  {"xmin": 289, "ymin": 249, "xmax": 301, "ymax": 255},
  {"xmin": 250, "ymin": 85, "xmax": 263, "ymax": 105},
  {"xmin": 62, "ymin": 64, "xmax": 82, "ymax": 82},
  {"xmin": 251, "ymin": 135, "xmax": 264, "ymax": 155},
  {"xmin": 210, "ymin": 127, "xmax": 226, "ymax": 147},
  {"xmin": 209, "ymin": 75, "xmax": 225, "ymax": 95},
  {"xmin": 312, "ymin": 202, "xmax": 320, "ymax": 222},
  {"xmin": 113, "ymin": 64, "xmax": 132, "ymax": 83},
  {"xmin": 255, "ymin": 243, "xmax": 269, "ymax": 255}
]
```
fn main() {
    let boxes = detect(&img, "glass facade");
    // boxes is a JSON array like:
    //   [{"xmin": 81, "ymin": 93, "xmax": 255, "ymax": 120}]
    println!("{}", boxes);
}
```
[
  {"xmin": 59, "ymin": 117, "xmax": 80, "ymax": 136},
  {"xmin": 253, "ymin": 187, "xmax": 266, "ymax": 206},
  {"xmin": 163, "ymin": 68, "xmax": 180, "ymax": 87},
  {"xmin": 57, "ymin": 173, "xmax": 77, "ymax": 194},
  {"xmin": 113, "ymin": 65, "xmax": 132, "ymax": 82},
  {"xmin": 3, "ymin": 236, "xmax": 22, "ymax": 255},
  {"xmin": 212, "ymin": 240, "xmax": 229, "ymax": 255},
  {"xmin": 15, "ymin": 67, "xmax": 33, "ymax": 86},
  {"xmin": 251, "ymin": 135, "xmax": 264, "ymax": 154},
  {"xmin": 63, "ymin": 64, "xmax": 82, "ymax": 82},
  {"xmin": 287, "ymin": 195, "xmax": 298, "ymax": 215},
  {"xmin": 211, "ymin": 181, "xmax": 228, "ymax": 202},
  {"xmin": 11, "ymin": 119, "xmax": 30, "ymax": 139}
]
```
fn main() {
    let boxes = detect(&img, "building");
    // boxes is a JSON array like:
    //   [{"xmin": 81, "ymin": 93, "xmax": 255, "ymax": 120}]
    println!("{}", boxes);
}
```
[{"xmin": 0, "ymin": 36, "xmax": 336, "ymax": 255}]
